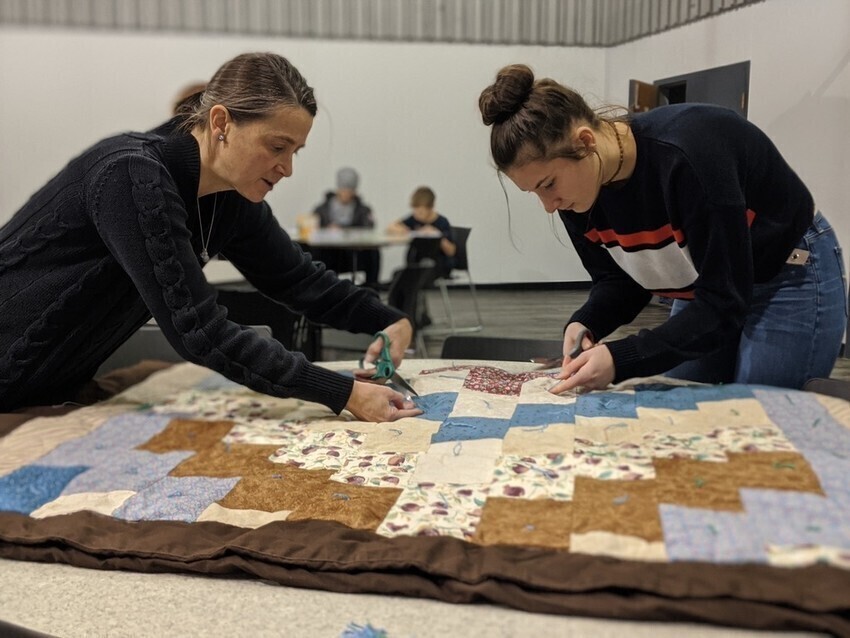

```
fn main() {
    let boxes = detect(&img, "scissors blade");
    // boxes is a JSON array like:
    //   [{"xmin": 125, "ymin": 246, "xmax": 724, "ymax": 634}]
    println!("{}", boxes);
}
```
[
  {"xmin": 530, "ymin": 356, "xmax": 563, "ymax": 370},
  {"xmin": 391, "ymin": 372, "xmax": 419, "ymax": 397},
  {"xmin": 568, "ymin": 327, "xmax": 592, "ymax": 359}
]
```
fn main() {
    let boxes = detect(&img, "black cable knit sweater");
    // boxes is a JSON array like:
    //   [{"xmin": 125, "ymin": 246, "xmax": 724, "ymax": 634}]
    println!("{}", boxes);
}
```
[{"xmin": 0, "ymin": 119, "xmax": 406, "ymax": 412}]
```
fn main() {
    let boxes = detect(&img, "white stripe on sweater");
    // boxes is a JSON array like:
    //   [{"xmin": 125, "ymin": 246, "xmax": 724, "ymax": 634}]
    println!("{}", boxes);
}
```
[{"xmin": 606, "ymin": 242, "xmax": 698, "ymax": 290}]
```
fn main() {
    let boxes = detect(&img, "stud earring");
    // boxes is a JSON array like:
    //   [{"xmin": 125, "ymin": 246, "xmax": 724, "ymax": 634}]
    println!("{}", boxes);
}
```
[{"xmin": 218, "ymin": 133, "xmax": 225, "ymax": 141}]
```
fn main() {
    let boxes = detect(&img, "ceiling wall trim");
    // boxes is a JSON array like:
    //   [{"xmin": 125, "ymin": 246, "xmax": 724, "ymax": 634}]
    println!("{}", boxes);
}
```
[{"xmin": 0, "ymin": 0, "xmax": 765, "ymax": 47}]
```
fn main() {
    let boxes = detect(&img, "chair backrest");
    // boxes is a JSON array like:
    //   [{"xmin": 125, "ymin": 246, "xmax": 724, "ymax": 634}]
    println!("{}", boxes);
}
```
[
  {"xmin": 450, "ymin": 226, "xmax": 471, "ymax": 272},
  {"xmin": 440, "ymin": 335, "xmax": 563, "ymax": 362},
  {"xmin": 386, "ymin": 262, "xmax": 436, "ymax": 330}
]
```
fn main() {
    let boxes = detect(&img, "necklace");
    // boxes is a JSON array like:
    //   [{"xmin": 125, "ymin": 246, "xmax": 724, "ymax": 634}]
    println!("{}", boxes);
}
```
[
  {"xmin": 197, "ymin": 193, "xmax": 218, "ymax": 263},
  {"xmin": 602, "ymin": 121, "xmax": 625, "ymax": 186}
]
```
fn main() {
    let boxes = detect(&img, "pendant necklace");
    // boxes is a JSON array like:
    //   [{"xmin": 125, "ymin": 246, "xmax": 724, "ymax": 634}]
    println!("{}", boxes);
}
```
[
  {"xmin": 602, "ymin": 121, "xmax": 625, "ymax": 186},
  {"xmin": 197, "ymin": 192, "xmax": 218, "ymax": 263}
]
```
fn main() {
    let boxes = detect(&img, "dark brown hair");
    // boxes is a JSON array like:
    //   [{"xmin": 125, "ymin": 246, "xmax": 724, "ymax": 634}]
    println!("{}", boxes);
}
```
[
  {"xmin": 177, "ymin": 52, "xmax": 317, "ymax": 131},
  {"xmin": 410, "ymin": 186, "xmax": 435, "ymax": 209},
  {"xmin": 479, "ymin": 64, "xmax": 620, "ymax": 171}
]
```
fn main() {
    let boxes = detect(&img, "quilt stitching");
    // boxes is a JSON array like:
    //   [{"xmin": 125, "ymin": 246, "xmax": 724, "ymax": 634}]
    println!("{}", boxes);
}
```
[{"xmin": 1, "ymin": 362, "xmax": 848, "ymax": 573}]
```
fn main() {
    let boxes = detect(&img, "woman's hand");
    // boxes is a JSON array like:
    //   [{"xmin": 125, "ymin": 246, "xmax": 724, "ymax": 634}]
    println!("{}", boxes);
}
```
[
  {"xmin": 386, "ymin": 222, "xmax": 411, "ymax": 236},
  {"xmin": 562, "ymin": 322, "xmax": 595, "ymax": 361},
  {"xmin": 440, "ymin": 237, "xmax": 456, "ymax": 257},
  {"xmin": 549, "ymin": 344, "xmax": 615, "ymax": 394},
  {"xmin": 362, "ymin": 318, "xmax": 413, "ymax": 368},
  {"xmin": 551, "ymin": 322, "xmax": 612, "ymax": 395},
  {"xmin": 345, "ymin": 380, "xmax": 422, "ymax": 422}
]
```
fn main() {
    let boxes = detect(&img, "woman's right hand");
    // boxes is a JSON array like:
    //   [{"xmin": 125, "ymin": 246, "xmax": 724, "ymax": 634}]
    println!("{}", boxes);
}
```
[
  {"xmin": 345, "ymin": 380, "xmax": 422, "ymax": 422},
  {"xmin": 563, "ymin": 322, "xmax": 595, "ymax": 364},
  {"xmin": 549, "ymin": 322, "xmax": 614, "ymax": 394}
]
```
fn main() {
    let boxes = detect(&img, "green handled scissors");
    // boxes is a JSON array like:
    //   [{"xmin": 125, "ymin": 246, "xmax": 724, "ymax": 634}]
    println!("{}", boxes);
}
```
[{"xmin": 364, "ymin": 331, "xmax": 419, "ymax": 398}]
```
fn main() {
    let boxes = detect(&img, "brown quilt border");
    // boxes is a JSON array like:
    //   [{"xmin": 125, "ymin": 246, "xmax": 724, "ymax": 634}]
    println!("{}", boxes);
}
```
[{"xmin": 0, "ymin": 510, "xmax": 847, "ymax": 634}]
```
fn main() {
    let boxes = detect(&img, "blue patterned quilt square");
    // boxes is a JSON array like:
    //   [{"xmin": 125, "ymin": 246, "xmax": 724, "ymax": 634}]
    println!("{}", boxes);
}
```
[
  {"xmin": 432, "ymin": 417, "xmax": 511, "ymax": 443},
  {"xmin": 509, "ymin": 403, "xmax": 576, "ymax": 426},
  {"xmin": 0, "ymin": 465, "xmax": 89, "ymax": 514},
  {"xmin": 113, "ymin": 476, "xmax": 240, "ymax": 522}
]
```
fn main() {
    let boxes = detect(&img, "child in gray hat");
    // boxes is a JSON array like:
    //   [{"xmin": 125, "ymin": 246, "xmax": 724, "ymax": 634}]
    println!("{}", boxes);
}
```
[{"xmin": 312, "ymin": 167, "xmax": 381, "ymax": 287}]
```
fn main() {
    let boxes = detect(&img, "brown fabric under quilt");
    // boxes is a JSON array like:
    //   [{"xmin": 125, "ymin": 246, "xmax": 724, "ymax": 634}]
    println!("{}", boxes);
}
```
[
  {"xmin": 0, "ymin": 511, "xmax": 846, "ymax": 634},
  {"xmin": 1, "ymin": 360, "xmax": 849, "ymax": 635}
]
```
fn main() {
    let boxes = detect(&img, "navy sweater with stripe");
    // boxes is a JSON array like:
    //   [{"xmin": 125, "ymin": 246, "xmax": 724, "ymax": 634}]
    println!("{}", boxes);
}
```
[
  {"xmin": 560, "ymin": 104, "xmax": 814, "ymax": 382},
  {"xmin": 0, "ymin": 119, "xmax": 405, "ymax": 411}
]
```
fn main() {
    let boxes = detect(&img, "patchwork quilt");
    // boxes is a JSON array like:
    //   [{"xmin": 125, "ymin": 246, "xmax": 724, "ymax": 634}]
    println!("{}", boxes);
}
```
[{"xmin": 1, "ymin": 359, "xmax": 849, "ymax": 634}]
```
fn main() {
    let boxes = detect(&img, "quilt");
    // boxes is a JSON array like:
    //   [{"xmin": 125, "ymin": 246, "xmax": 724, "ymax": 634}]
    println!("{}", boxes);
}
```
[{"xmin": 1, "ymin": 359, "xmax": 849, "ymax": 634}]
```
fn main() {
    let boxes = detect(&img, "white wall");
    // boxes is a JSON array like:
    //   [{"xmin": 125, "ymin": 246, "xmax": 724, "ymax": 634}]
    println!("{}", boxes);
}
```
[
  {"xmin": 605, "ymin": 0, "xmax": 850, "ymax": 273},
  {"xmin": 0, "ymin": 29, "xmax": 600, "ymax": 285},
  {"xmin": 1, "ymin": 0, "xmax": 848, "ymax": 284}
]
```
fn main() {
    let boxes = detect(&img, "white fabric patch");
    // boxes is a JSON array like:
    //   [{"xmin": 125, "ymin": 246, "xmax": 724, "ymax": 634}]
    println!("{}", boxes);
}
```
[
  {"xmin": 412, "ymin": 439, "xmax": 502, "ymax": 485},
  {"xmin": 31, "ymin": 490, "xmax": 135, "ymax": 518},
  {"xmin": 197, "ymin": 502, "xmax": 292, "ymax": 528},
  {"xmin": 570, "ymin": 531, "xmax": 668, "ymax": 561}
]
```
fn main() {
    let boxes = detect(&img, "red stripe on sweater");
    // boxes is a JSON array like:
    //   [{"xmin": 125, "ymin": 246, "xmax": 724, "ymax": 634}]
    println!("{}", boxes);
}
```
[
  {"xmin": 585, "ymin": 224, "xmax": 685, "ymax": 248},
  {"xmin": 586, "ymin": 209, "xmax": 754, "ymax": 248}
]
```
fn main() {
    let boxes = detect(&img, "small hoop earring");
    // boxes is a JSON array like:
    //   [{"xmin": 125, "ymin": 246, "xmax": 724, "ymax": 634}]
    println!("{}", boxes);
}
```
[{"xmin": 217, "ymin": 134, "xmax": 225, "ymax": 141}]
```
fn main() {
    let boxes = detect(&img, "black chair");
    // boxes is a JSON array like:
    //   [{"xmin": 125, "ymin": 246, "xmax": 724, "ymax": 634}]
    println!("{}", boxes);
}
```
[
  {"xmin": 803, "ymin": 377, "xmax": 850, "ymax": 401},
  {"xmin": 440, "ymin": 335, "xmax": 563, "ymax": 362},
  {"xmin": 433, "ymin": 226, "xmax": 483, "ymax": 334},
  {"xmin": 386, "ymin": 262, "xmax": 437, "ymax": 356}
]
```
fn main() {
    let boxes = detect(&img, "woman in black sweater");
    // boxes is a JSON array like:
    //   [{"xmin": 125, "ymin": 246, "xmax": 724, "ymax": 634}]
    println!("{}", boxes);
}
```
[{"xmin": 0, "ymin": 52, "xmax": 419, "ymax": 422}]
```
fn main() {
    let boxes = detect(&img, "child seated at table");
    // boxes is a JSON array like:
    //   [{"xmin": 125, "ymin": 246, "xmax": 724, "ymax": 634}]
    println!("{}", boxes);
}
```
[
  {"xmin": 387, "ymin": 186, "xmax": 456, "ymax": 279},
  {"xmin": 312, "ymin": 167, "xmax": 380, "ymax": 288}
]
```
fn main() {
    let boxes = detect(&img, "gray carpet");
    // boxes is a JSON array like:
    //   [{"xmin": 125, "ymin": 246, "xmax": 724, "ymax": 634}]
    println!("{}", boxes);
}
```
[{"xmin": 0, "ymin": 559, "xmax": 823, "ymax": 638}]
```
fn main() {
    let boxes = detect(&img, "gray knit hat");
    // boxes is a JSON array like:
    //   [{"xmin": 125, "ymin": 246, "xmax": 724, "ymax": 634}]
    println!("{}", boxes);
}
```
[{"xmin": 336, "ymin": 167, "xmax": 359, "ymax": 190}]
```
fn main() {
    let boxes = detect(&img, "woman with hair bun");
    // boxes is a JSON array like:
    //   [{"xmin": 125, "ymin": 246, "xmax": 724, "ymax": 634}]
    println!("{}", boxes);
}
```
[
  {"xmin": 479, "ymin": 64, "xmax": 846, "ymax": 392},
  {"xmin": 0, "ymin": 52, "xmax": 420, "ymax": 422}
]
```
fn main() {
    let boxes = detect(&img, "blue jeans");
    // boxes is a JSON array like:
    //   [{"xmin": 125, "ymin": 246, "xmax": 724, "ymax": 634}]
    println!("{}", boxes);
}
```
[{"xmin": 666, "ymin": 212, "xmax": 847, "ymax": 389}]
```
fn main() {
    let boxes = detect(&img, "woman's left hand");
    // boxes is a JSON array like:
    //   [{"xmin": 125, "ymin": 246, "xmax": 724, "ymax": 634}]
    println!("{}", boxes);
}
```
[
  {"xmin": 549, "ymin": 344, "xmax": 615, "ymax": 394},
  {"xmin": 362, "ymin": 318, "xmax": 414, "ymax": 368},
  {"xmin": 345, "ymin": 381, "xmax": 422, "ymax": 422}
]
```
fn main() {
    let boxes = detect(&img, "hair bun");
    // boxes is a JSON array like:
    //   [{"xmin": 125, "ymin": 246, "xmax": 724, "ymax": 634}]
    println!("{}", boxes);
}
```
[{"xmin": 479, "ymin": 64, "xmax": 535, "ymax": 126}]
